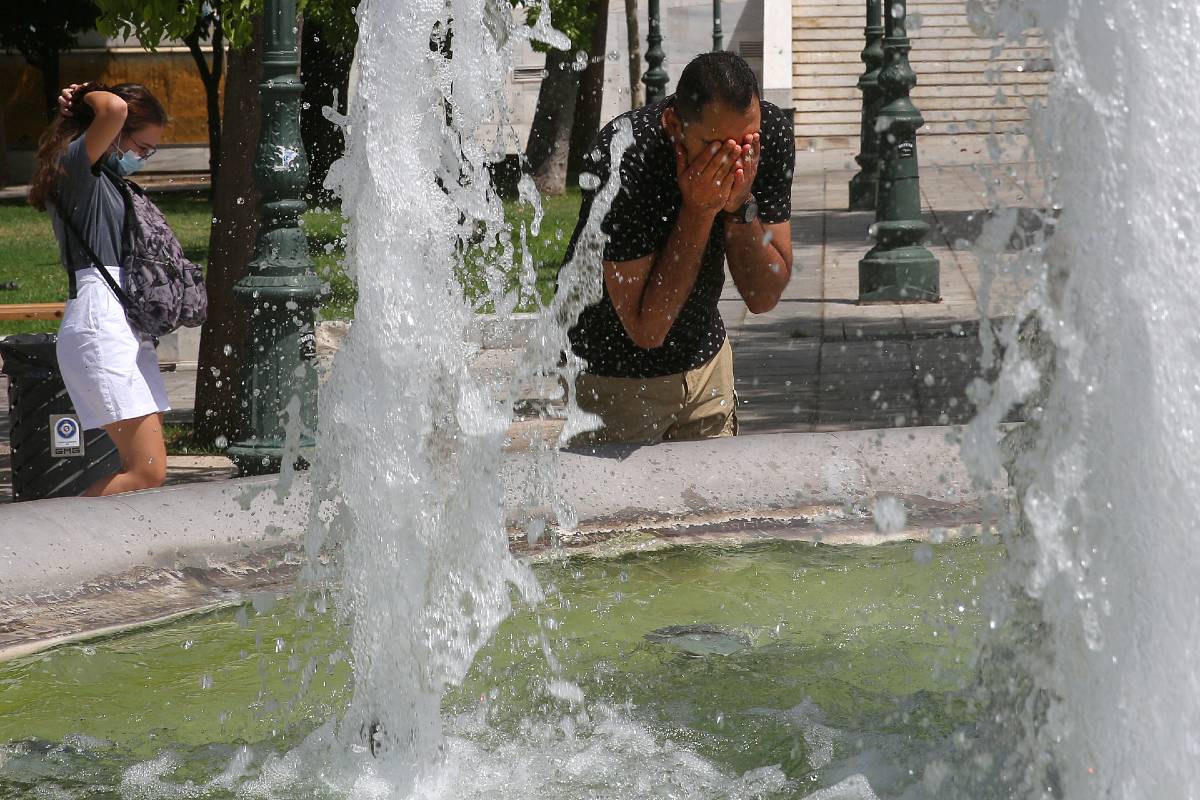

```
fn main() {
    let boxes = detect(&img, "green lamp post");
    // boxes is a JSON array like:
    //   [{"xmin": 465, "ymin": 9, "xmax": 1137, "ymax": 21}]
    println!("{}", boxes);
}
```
[
  {"xmin": 226, "ymin": 0, "xmax": 325, "ymax": 475},
  {"xmin": 857, "ymin": 0, "xmax": 940, "ymax": 303},
  {"xmin": 643, "ymin": 0, "xmax": 669, "ymax": 103},
  {"xmin": 712, "ymin": 0, "xmax": 723, "ymax": 51},
  {"xmin": 848, "ymin": 0, "xmax": 885, "ymax": 211}
]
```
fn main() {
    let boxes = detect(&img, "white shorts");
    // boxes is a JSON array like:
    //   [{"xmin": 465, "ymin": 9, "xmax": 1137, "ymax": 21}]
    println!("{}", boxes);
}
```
[{"xmin": 56, "ymin": 266, "xmax": 171, "ymax": 431}]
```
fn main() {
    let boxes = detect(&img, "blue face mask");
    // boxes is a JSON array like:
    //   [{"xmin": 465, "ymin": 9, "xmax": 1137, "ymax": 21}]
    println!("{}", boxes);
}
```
[{"xmin": 107, "ymin": 146, "xmax": 145, "ymax": 177}]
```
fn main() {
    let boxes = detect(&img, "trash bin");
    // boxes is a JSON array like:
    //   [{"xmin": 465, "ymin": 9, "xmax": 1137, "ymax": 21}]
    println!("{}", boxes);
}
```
[{"xmin": 0, "ymin": 333, "xmax": 121, "ymax": 502}]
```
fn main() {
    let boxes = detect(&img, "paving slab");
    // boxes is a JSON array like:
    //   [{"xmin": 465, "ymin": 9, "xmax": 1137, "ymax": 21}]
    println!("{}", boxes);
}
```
[
  {"xmin": 1, "ymin": 139, "xmax": 1045, "ymax": 497},
  {"xmin": 725, "ymin": 140, "xmax": 1044, "ymax": 436}
]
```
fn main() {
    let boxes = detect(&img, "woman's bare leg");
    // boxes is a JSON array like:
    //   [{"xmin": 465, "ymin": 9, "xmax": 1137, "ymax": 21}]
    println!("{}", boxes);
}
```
[{"xmin": 84, "ymin": 412, "xmax": 167, "ymax": 496}]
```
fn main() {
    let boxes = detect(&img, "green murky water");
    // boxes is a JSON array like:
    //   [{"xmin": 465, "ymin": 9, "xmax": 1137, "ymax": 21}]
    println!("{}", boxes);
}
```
[{"xmin": 0, "ymin": 539, "xmax": 998, "ymax": 797}]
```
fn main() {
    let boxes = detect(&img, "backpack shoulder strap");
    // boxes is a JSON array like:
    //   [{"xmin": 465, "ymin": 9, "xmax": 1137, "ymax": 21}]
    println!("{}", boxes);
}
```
[
  {"xmin": 53, "ymin": 200, "xmax": 134, "ymax": 310},
  {"xmin": 99, "ymin": 164, "xmax": 140, "ymax": 258}
]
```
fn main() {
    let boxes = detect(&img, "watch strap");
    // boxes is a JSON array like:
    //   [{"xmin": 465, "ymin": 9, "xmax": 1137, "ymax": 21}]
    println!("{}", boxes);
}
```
[{"xmin": 723, "ymin": 195, "xmax": 758, "ymax": 224}]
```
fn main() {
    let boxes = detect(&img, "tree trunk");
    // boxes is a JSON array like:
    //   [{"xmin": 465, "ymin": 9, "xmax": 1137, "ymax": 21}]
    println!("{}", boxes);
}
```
[
  {"xmin": 183, "ymin": 14, "xmax": 224, "ymax": 184},
  {"xmin": 193, "ymin": 19, "xmax": 264, "ymax": 447},
  {"xmin": 300, "ymin": 19, "xmax": 353, "ymax": 206},
  {"xmin": 525, "ymin": 47, "xmax": 580, "ymax": 196},
  {"xmin": 205, "ymin": 22, "xmax": 224, "ymax": 182},
  {"xmin": 0, "ymin": 102, "xmax": 9, "ymax": 187},
  {"xmin": 625, "ymin": 0, "xmax": 644, "ymax": 108},
  {"xmin": 568, "ymin": 0, "xmax": 611, "ymax": 182},
  {"xmin": 41, "ymin": 50, "xmax": 61, "ymax": 120}
]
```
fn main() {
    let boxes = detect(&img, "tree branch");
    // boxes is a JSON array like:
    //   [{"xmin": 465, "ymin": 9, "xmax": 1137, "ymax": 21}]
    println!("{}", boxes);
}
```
[{"xmin": 182, "ymin": 27, "xmax": 212, "ymax": 86}]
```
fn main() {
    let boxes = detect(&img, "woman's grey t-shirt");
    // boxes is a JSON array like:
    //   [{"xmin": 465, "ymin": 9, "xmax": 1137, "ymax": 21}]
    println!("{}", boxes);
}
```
[{"xmin": 50, "ymin": 137, "xmax": 125, "ymax": 270}]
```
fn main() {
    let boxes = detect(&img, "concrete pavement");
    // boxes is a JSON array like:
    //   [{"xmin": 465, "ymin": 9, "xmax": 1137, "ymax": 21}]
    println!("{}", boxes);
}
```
[
  {"xmin": 0, "ymin": 137, "xmax": 1048, "ymax": 500},
  {"xmin": 727, "ymin": 140, "xmax": 1045, "ymax": 434}
]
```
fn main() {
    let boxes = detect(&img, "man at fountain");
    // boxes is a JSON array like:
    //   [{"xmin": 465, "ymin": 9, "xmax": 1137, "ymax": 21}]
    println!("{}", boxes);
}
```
[{"xmin": 564, "ymin": 51, "xmax": 794, "ymax": 444}]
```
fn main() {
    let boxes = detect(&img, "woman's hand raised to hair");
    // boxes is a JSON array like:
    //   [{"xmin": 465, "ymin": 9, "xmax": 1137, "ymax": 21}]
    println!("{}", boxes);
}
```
[{"xmin": 58, "ymin": 84, "xmax": 84, "ymax": 117}]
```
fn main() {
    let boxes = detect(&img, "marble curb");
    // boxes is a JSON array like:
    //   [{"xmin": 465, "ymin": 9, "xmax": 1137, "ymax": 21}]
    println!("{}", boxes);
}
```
[{"xmin": 0, "ymin": 426, "xmax": 997, "ymax": 599}]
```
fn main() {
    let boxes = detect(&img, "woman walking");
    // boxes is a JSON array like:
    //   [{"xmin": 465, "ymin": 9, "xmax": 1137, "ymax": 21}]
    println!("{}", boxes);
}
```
[{"xmin": 27, "ymin": 82, "xmax": 171, "ymax": 496}]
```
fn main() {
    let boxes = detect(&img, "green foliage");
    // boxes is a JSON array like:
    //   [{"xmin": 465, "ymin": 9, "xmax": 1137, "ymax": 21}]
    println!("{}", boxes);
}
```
[
  {"xmin": 94, "ymin": 0, "xmax": 257, "ymax": 50},
  {"xmin": 163, "ymin": 423, "xmax": 227, "ymax": 455},
  {"xmin": 94, "ymin": 0, "xmax": 357, "ymax": 53},
  {"xmin": 0, "ymin": 189, "xmax": 583, "ymax": 333},
  {"xmin": 0, "ymin": 0, "xmax": 101, "ymax": 70},
  {"xmin": 302, "ymin": 0, "xmax": 359, "ymax": 53},
  {"xmin": 517, "ymin": 0, "xmax": 596, "ymax": 53}
]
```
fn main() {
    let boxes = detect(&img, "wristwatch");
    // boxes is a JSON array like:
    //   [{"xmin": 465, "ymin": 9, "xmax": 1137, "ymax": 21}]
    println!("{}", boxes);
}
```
[{"xmin": 723, "ymin": 195, "xmax": 758, "ymax": 224}]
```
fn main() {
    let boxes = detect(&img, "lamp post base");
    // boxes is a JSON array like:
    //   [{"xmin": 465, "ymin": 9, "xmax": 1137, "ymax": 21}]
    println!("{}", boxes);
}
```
[
  {"xmin": 227, "ymin": 440, "xmax": 316, "ymax": 477},
  {"xmin": 858, "ymin": 245, "xmax": 941, "ymax": 303},
  {"xmin": 848, "ymin": 166, "xmax": 878, "ymax": 211}
]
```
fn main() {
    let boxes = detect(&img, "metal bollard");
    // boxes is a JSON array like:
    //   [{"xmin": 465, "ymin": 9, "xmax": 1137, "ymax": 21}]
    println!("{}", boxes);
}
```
[
  {"xmin": 849, "ymin": 0, "xmax": 885, "ymax": 211},
  {"xmin": 643, "ymin": 0, "xmax": 670, "ymax": 103},
  {"xmin": 857, "ymin": 0, "xmax": 940, "ymax": 303}
]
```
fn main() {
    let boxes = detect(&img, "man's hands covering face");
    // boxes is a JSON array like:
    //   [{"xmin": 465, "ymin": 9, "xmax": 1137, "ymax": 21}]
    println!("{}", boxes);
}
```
[
  {"xmin": 674, "ymin": 139, "xmax": 742, "ymax": 215},
  {"xmin": 723, "ymin": 132, "xmax": 760, "ymax": 213},
  {"xmin": 672, "ymin": 133, "xmax": 761, "ymax": 216}
]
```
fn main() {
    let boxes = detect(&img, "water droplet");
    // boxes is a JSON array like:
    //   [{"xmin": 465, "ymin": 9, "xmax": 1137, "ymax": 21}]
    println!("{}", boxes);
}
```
[
  {"xmin": 873, "ymin": 495, "xmax": 907, "ymax": 534},
  {"xmin": 215, "ymin": 435, "xmax": 229, "ymax": 448}
]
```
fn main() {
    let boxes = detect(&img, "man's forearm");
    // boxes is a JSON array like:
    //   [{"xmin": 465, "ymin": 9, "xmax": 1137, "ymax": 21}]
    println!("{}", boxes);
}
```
[
  {"xmin": 631, "ymin": 203, "xmax": 716, "ymax": 346},
  {"xmin": 724, "ymin": 217, "xmax": 790, "ymax": 313}
]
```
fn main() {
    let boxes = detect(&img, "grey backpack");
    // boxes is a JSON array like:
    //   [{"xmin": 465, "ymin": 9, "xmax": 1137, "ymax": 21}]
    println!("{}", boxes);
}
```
[{"xmin": 56, "ymin": 167, "xmax": 207, "ymax": 337}]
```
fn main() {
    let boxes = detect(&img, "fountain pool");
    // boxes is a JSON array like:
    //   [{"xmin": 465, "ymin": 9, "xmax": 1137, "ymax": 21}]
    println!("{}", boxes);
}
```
[
  {"xmin": 0, "ymin": 538, "xmax": 996, "ymax": 798},
  {"xmin": 8, "ymin": 0, "xmax": 1195, "ymax": 793}
]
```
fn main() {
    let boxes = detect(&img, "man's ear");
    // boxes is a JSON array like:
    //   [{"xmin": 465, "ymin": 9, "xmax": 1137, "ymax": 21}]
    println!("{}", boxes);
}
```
[{"xmin": 661, "ymin": 108, "xmax": 682, "ymax": 143}]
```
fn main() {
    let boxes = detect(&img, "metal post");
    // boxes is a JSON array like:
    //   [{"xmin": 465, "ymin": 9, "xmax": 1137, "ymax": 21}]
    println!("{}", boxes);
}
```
[
  {"xmin": 857, "ymin": 0, "xmax": 940, "ymax": 303},
  {"xmin": 712, "ymin": 0, "xmax": 723, "ymax": 51},
  {"xmin": 848, "ymin": 0, "xmax": 884, "ymax": 211},
  {"xmin": 642, "ymin": 0, "xmax": 669, "ymax": 103},
  {"xmin": 227, "ymin": 0, "xmax": 326, "ymax": 475}
]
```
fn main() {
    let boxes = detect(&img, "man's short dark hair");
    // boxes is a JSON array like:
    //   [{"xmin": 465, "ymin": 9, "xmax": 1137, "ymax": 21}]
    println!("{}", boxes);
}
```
[{"xmin": 674, "ymin": 52, "xmax": 760, "ymax": 122}]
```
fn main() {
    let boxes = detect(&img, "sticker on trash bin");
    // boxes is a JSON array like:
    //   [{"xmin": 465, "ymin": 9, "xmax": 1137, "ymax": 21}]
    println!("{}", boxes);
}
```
[{"xmin": 50, "ymin": 414, "xmax": 83, "ymax": 458}]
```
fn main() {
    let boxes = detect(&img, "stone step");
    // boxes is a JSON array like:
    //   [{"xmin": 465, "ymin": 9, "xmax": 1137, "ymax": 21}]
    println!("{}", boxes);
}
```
[
  {"xmin": 468, "ymin": 347, "xmax": 565, "ymax": 409},
  {"xmin": 792, "ymin": 0, "xmax": 1052, "ymax": 144},
  {"xmin": 794, "ymin": 69, "xmax": 1052, "ymax": 88},
  {"xmin": 795, "ymin": 58, "xmax": 1052, "ymax": 76},
  {"xmin": 795, "ymin": 120, "xmax": 1028, "ymax": 143},
  {"xmin": 793, "ymin": 94, "xmax": 1045, "ymax": 113},
  {"xmin": 794, "ymin": 46, "xmax": 1047, "ymax": 63}
]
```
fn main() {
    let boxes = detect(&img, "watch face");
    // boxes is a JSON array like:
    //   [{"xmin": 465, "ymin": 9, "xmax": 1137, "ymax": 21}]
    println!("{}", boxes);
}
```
[{"xmin": 735, "ymin": 197, "xmax": 758, "ymax": 223}]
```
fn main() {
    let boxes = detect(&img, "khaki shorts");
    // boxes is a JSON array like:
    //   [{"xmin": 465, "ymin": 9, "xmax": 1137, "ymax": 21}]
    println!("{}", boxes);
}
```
[{"xmin": 572, "ymin": 339, "xmax": 739, "ymax": 445}]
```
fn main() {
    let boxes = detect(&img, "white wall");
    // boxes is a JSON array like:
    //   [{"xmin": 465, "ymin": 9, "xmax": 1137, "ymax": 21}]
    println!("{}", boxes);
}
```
[{"xmin": 505, "ymin": 0, "xmax": 769, "ymax": 154}]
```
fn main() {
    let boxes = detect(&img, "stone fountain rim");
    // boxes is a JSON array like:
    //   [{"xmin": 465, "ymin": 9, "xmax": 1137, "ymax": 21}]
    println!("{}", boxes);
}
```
[
  {"xmin": 0, "ymin": 426, "xmax": 995, "ymax": 595},
  {"xmin": 0, "ymin": 426, "xmax": 1004, "ymax": 660}
]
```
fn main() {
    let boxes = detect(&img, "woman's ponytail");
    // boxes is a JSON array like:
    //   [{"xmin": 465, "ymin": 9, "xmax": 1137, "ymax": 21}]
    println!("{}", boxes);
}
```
[{"xmin": 27, "ymin": 115, "xmax": 86, "ymax": 212}]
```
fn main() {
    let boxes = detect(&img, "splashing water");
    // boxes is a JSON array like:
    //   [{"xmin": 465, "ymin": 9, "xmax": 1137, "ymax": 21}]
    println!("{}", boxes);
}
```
[
  {"xmin": 293, "ymin": 0, "xmax": 758, "ymax": 794},
  {"xmin": 305, "ymin": 0, "xmax": 564, "ymax": 788},
  {"xmin": 967, "ymin": 0, "xmax": 1200, "ymax": 797},
  {"xmin": 56, "ymin": 0, "xmax": 1200, "ymax": 796}
]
